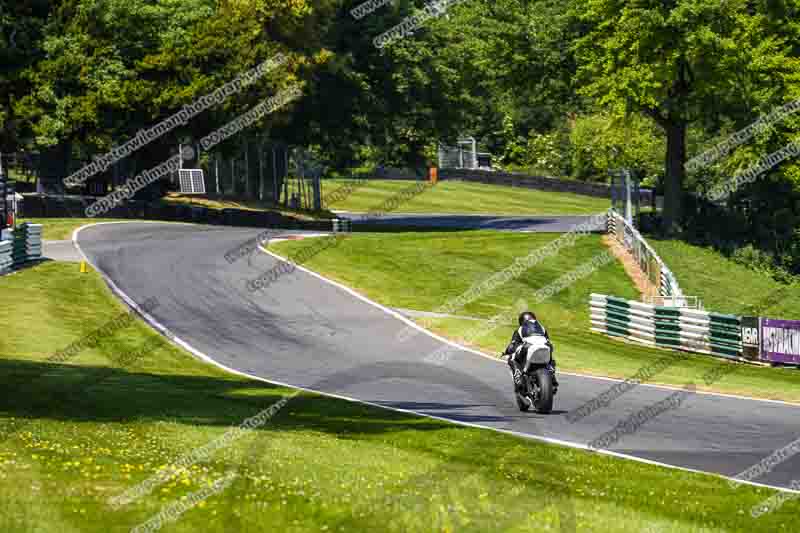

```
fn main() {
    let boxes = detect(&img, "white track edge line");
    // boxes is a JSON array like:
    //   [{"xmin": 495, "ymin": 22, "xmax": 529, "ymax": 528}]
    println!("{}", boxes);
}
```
[{"xmin": 69, "ymin": 222, "xmax": 799, "ymax": 495}]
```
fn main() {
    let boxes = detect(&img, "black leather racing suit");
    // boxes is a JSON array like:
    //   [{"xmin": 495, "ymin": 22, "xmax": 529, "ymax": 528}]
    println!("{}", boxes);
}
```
[{"xmin": 503, "ymin": 321, "xmax": 558, "ymax": 391}]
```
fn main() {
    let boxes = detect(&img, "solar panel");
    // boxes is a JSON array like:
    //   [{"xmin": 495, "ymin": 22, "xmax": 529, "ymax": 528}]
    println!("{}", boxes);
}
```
[{"xmin": 178, "ymin": 169, "xmax": 206, "ymax": 194}]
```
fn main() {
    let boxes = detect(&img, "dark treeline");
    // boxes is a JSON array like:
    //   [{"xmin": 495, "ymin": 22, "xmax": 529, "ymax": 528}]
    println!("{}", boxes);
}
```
[{"xmin": 2, "ymin": 0, "xmax": 800, "ymax": 274}]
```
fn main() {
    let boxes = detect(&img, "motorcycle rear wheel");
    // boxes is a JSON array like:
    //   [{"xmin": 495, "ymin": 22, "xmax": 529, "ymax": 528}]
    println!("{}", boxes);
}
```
[{"xmin": 533, "ymin": 368, "xmax": 554, "ymax": 414}]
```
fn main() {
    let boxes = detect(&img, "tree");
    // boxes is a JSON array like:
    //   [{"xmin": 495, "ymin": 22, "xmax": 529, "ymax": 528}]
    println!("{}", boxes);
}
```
[
  {"xmin": 286, "ymin": 0, "xmax": 477, "ymax": 170},
  {"xmin": 572, "ymin": 0, "xmax": 800, "ymax": 234},
  {"xmin": 395, "ymin": 0, "xmax": 580, "ymax": 166},
  {"xmin": 0, "ymin": 0, "xmax": 52, "ymax": 151},
  {"xmin": 12, "ymin": 0, "xmax": 307, "ymax": 184}
]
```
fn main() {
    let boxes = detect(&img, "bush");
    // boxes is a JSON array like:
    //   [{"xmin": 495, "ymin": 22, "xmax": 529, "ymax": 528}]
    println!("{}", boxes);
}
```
[
  {"xmin": 731, "ymin": 244, "xmax": 774, "ymax": 272},
  {"xmin": 730, "ymin": 244, "xmax": 798, "ymax": 284},
  {"xmin": 523, "ymin": 130, "xmax": 566, "ymax": 176},
  {"xmin": 494, "ymin": 112, "xmax": 572, "ymax": 177},
  {"xmin": 569, "ymin": 112, "xmax": 665, "ymax": 185}
]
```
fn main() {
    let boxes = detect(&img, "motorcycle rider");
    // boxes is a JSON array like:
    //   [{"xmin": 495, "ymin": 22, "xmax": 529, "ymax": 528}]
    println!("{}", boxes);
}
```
[{"xmin": 503, "ymin": 311, "xmax": 558, "ymax": 392}]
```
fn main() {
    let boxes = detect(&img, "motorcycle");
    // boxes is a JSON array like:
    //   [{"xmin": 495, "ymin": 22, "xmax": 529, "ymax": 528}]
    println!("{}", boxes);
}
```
[{"xmin": 506, "ymin": 332, "xmax": 557, "ymax": 413}]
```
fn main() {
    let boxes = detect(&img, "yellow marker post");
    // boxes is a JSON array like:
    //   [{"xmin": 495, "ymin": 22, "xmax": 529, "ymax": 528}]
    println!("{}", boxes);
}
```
[{"xmin": 80, "ymin": 261, "xmax": 88, "ymax": 273}]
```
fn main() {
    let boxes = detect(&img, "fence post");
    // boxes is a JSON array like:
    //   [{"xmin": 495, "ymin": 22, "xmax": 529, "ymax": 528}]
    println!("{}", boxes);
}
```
[
  {"xmin": 283, "ymin": 147, "xmax": 289, "ymax": 207},
  {"xmin": 258, "ymin": 143, "xmax": 264, "ymax": 202},
  {"xmin": 272, "ymin": 146, "xmax": 278, "ymax": 203},
  {"xmin": 244, "ymin": 141, "xmax": 249, "ymax": 198},
  {"xmin": 624, "ymin": 169, "xmax": 633, "ymax": 224},
  {"xmin": 215, "ymin": 155, "xmax": 220, "ymax": 195}
]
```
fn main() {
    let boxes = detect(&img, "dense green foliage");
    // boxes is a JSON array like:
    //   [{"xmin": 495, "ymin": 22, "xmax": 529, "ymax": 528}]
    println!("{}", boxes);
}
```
[{"xmin": 3, "ymin": 0, "xmax": 800, "ymax": 262}]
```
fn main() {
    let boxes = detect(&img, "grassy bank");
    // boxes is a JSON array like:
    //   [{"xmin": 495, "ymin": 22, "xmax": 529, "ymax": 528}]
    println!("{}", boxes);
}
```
[
  {"xmin": 1, "ymin": 262, "xmax": 798, "ymax": 531},
  {"xmin": 648, "ymin": 238, "xmax": 800, "ymax": 320},
  {"xmin": 271, "ymin": 231, "xmax": 800, "ymax": 402},
  {"xmin": 321, "ymin": 179, "xmax": 610, "ymax": 215}
]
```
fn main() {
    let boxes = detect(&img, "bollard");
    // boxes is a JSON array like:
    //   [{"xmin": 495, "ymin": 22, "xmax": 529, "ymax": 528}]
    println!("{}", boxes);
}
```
[{"xmin": 80, "ymin": 261, "xmax": 88, "ymax": 273}]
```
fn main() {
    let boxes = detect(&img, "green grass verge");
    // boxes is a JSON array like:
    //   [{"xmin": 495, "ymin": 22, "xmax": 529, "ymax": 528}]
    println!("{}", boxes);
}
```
[
  {"xmin": 271, "ymin": 231, "xmax": 800, "ymax": 402},
  {"xmin": 1, "ymin": 263, "xmax": 798, "ymax": 531},
  {"xmin": 321, "ymin": 179, "xmax": 610, "ymax": 215},
  {"xmin": 647, "ymin": 238, "xmax": 800, "ymax": 320},
  {"xmin": 17, "ymin": 218, "xmax": 133, "ymax": 241}
]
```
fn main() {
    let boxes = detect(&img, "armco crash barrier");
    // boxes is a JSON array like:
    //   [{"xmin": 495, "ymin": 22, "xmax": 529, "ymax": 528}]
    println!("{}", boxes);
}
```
[
  {"xmin": 0, "ymin": 223, "xmax": 43, "ymax": 276},
  {"xmin": 590, "ymin": 294, "xmax": 742, "ymax": 359},
  {"xmin": 0, "ymin": 238, "xmax": 11, "ymax": 275}
]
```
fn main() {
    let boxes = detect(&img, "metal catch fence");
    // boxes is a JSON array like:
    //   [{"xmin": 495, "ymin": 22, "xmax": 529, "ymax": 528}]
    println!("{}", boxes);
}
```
[{"xmin": 607, "ymin": 209, "xmax": 700, "ymax": 308}]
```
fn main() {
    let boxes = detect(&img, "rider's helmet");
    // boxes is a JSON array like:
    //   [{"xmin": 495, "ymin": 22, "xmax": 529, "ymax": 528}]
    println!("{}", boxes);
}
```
[{"xmin": 518, "ymin": 311, "xmax": 537, "ymax": 326}]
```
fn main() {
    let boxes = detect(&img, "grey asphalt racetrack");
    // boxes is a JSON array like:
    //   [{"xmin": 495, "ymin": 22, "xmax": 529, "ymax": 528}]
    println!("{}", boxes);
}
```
[
  {"xmin": 336, "ymin": 212, "xmax": 608, "ymax": 232},
  {"xmin": 43, "ymin": 240, "xmax": 83, "ymax": 262},
  {"xmin": 76, "ymin": 222, "xmax": 800, "ymax": 491}
]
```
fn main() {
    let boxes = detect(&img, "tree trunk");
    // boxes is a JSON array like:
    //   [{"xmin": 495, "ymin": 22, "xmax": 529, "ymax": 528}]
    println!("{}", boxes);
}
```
[{"xmin": 662, "ymin": 119, "xmax": 686, "ymax": 235}]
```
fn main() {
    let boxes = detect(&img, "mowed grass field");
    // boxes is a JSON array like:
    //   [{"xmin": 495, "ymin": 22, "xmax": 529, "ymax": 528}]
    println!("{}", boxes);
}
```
[
  {"xmin": 1, "ymin": 262, "xmax": 799, "ymax": 532},
  {"xmin": 648, "ymin": 238, "xmax": 800, "ymax": 320},
  {"xmin": 271, "ymin": 231, "xmax": 800, "ymax": 402},
  {"xmin": 320, "ymin": 179, "xmax": 610, "ymax": 215}
]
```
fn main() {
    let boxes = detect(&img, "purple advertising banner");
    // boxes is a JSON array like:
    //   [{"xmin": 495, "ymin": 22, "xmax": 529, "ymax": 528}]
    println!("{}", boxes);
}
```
[{"xmin": 761, "ymin": 318, "xmax": 800, "ymax": 364}]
